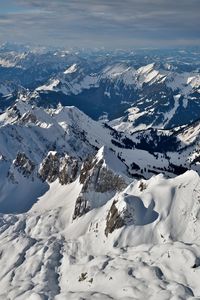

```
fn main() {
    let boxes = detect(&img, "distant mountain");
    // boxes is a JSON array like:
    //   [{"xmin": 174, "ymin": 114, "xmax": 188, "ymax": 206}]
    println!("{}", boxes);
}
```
[
  {"xmin": 1, "ymin": 46, "xmax": 200, "ymax": 299},
  {"xmin": 0, "ymin": 47, "xmax": 199, "ymax": 130},
  {"xmin": 35, "ymin": 60, "xmax": 200, "ymax": 129}
]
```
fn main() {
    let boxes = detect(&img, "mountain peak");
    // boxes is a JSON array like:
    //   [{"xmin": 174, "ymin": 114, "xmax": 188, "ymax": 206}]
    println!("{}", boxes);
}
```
[
  {"xmin": 63, "ymin": 63, "xmax": 77, "ymax": 74},
  {"xmin": 96, "ymin": 146, "xmax": 128, "ymax": 176}
]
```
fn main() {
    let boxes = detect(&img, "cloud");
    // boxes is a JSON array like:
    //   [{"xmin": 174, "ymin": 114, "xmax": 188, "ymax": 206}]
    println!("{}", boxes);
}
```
[{"xmin": 0, "ymin": 0, "xmax": 199, "ymax": 48}]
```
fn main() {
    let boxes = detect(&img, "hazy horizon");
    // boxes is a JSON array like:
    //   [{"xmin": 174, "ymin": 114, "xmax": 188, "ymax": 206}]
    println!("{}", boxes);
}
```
[{"xmin": 0, "ymin": 0, "xmax": 199, "ymax": 49}]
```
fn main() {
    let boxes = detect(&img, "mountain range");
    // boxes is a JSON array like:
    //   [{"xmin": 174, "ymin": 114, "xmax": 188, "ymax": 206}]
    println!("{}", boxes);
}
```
[{"xmin": 0, "ymin": 44, "xmax": 200, "ymax": 299}]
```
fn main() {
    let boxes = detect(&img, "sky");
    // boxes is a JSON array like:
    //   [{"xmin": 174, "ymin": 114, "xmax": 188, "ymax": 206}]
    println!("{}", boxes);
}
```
[{"xmin": 0, "ymin": 0, "xmax": 199, "ymax": 49}]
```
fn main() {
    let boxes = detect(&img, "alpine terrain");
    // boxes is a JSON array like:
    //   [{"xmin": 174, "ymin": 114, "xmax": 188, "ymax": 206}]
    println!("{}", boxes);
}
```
[{"xmin": 0, "ymin": 44, "xmax": 200, "ymax": 300}]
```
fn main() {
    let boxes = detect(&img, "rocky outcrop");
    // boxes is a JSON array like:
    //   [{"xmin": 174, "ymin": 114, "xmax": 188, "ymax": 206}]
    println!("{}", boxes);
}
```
[
  {"xmin": 105, "ymin": 200, "xmax": 125, "ymax": 237},
  {"xmin": 73, "ymin": 195, "xmax": 90, "ymax": 220},
  {"xmin": 59, "ymin": 156, "xmax": 79, "ymax": 185},
  {"xmin": 14, "ymin": 152, "xmax": 35, "ymax": 177},
  {"xmin": 80, "ymin": 157, "xmax": 127, "ymax": 193},
  {"xmin": 7, "ymin": 152, "xmax": 35, "ymax": 183},
  {"xmin": 95, "ymin": 165, "xmax": 127, "ymax": 193},
  {"xmin": 39, "ymin": 152, "xmax": 59, "ymax": 183},
  {"xmin": 79, "ymin": 156, "xmax": 96, "ymax": 184},
  {"xmin": 73, "ymin": 151, "xmax": 128, "ymax": 220},
  {"xmin": 105, "ymin": 194, "xmax": 159, "ymax": 236},
  {"xmin": 21, "ymin": 112, "xmax": 37, "ymax": 124},
  {"xmin": 39, "ymin": 152, "xmax": 79, "ymax": 184}
]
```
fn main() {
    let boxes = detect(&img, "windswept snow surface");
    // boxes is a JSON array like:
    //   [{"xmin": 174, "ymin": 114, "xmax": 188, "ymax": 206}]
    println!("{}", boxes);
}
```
[
  {"xmin": 1, "ymin": 100, "xmax": 200, "ymax": 299},
  {"xmin": 1, "ymin": 169, "xmax": 200, "ymax": 299}
]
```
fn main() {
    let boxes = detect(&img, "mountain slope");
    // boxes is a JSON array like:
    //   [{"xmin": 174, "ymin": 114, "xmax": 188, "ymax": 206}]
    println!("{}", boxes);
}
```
[
  {"xmin": 0, "ymin": 170, "xmax": 200, "ymax": 299},
  {"xmin": 1, "ymin": 45, "xmax": 200, "ymax": 300},
  {"xmin": 0, "ymin": 47, "xmax": 199, "ymax": 130},
  {"xmin": 35, "ymin": 61, "xmax": 200, "ymax": 129},
  {"xmin": 0, "ymin": 92, "xmax": 200, "ymax": 299},
  {"xmin": 1, "ymin": 99, "xmax": 200, "ymax": 215}
]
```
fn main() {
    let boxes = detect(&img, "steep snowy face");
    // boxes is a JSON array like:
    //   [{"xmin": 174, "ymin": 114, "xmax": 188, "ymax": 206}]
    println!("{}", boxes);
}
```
[
  {"xmin": 1, "ymin": 99, "xmax": 200, "ymax": 215},
  {"xmin": 63, "ymin": 63, "xmax": 77, "ymax": 74},
  {"xmin": 174, "ymin": 120, "xmax": 200, "ymax": 170},
  {"xmin": 104, "ymin": 170, "xmax": 200, "ymax": 244},
  {"xmin": 0, "ymin": 100, "xmax": 139, "ymax": 213},
  {"xmin": 177, "ymin": 120, "xmax": 200, "ymax": 145},
  {"xmin": 135, "ymin": 63, "xmax": 167, "ymax": 86},
  {"xmin": 1, "ymin": 46, "xmax": 200, "ymax": 299},
  {"xmin": 0, "ymin": 166, "xmax": 200, "ymax": 299}
]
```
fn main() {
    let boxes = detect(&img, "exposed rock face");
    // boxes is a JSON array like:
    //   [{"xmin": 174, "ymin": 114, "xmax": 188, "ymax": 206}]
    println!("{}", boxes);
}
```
[
  {"xmin": 95, "ymin": 165, "xmax": 127, "ymax": 193},
  {"xmin": 105, "ymin": 200, "xmax": 125, "ymax": 237},
  {"xmin": 39, "ymin": 152, "xmax": 79, "ymax": 184},
  {"xmin": 39, "ymin": 152, "xmax": 59, "ymax": 183},
  {"xmin": 73, "ymin": 195, "xmax": 90, "ymax": 220},
  {"xmin": 7, "ymin": 104, "xmax": 22, "ymax": 120},
  {"xmin": 79, "ymin": 156, "xmax": 96, "ymax": 184},
  {"xmin": 105, "ymin": 194, "xmax": 159, "ymax": 236},
  {"xmin": 80, "ymin": 158, "xmax": 127, "ymax": 192},
  {"xmin": 21, "ymin": 112, "xmax": 37, "ymax": 124},
  {"xmin": 73, "ymin": 156, "xmax": 128, "ymax": 220},
  {"xmin": 139, "ymin": 181, "xmax": 147, "ymax": 191},
  {"xmin": 14, "ymin": 152, "xmax": 35, "ymax": 177},
  {"xmin": 59, "ymin": 156, "xmax": 79, "ymax": 185}
]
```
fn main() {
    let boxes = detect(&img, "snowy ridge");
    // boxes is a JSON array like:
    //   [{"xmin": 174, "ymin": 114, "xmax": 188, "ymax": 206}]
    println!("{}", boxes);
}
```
[
  {"xmin": 34, "ymin": 60, "xmax": 200, "ymax": 131},
  {"xmin": 36, "ymin": 62, "xmax": 199, "ymax": 97},
  {"xmin": 136, "ymin": 63, "xmax": 167, "ymax": 87},
  {"xmin": 0, "ymin": 100, "xmax": 200, "ymax": 298},
  {"xmin": 0, "ymin": 47, "xmax": 199, "ymax": 131},
  {"xmin": 1, "ymin": 168, "xmax": 200, "ymax": 299},
  {"xmin": 0, "ymin": 46, "xmax": 200, "ymax": 299},
  {"xmin": 63, "ymin": 63, "xmax": 77, "ymax": 74}
]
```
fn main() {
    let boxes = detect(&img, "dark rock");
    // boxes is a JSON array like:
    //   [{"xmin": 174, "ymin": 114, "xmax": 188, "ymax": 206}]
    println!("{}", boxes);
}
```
[
  {"xmin": 39, "ymin": 152, "xmax": 79, "ymax": 184},
  {"xmin": 105, "ymin": 200, "xmax": 125, "ymax": 237},
  {"xmin": 72, "ymin": 195, "xmax": 90, "ymax": 221},
  {"xmin": 21, "ymin": 112, "xmax": 37, "ymax": 124},
  {"xmin": 59, "ymin": 156, "xmax": 79, "ymax": 185},
  {"xmin": 95, "ymin": 166, "xmax": 127, "ymax": 193},
  {"xmin": 39, "ymin": 152, "xmax": 60, "ymax": 183},
  {"xmin": 79, "ymin": 156, "xmax": 96, "ymax": 184},
  {"xmin": 14, "ymin": 152, "xmax": 35, "ymax": 177},
  {"xmin": 81, "ymin": 158, "xmax": 127, "ymax": 193},
  {"xmin": 73, "ymin": 157, "xmax": 127, "ymax": 220}
]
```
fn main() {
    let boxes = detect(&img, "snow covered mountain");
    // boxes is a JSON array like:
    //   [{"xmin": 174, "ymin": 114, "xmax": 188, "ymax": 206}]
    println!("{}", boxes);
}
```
[
  {"xmin": 1, "ymin": 46, "xmax": 200, "ymax": 299},
  {"xmin": 1, "ymin": 98, "xmax": 200, "ymax": 210},
  {"xmin": 0, "ymin": 46, "xmax": 199, "ymax": 130},
  {"xmin": 1, "ymin": 150, "xmax": 200, "ymax": 299},
  {"xmin": 35, "ymin": 60, "xmax": 200, "ymax": 129}
]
